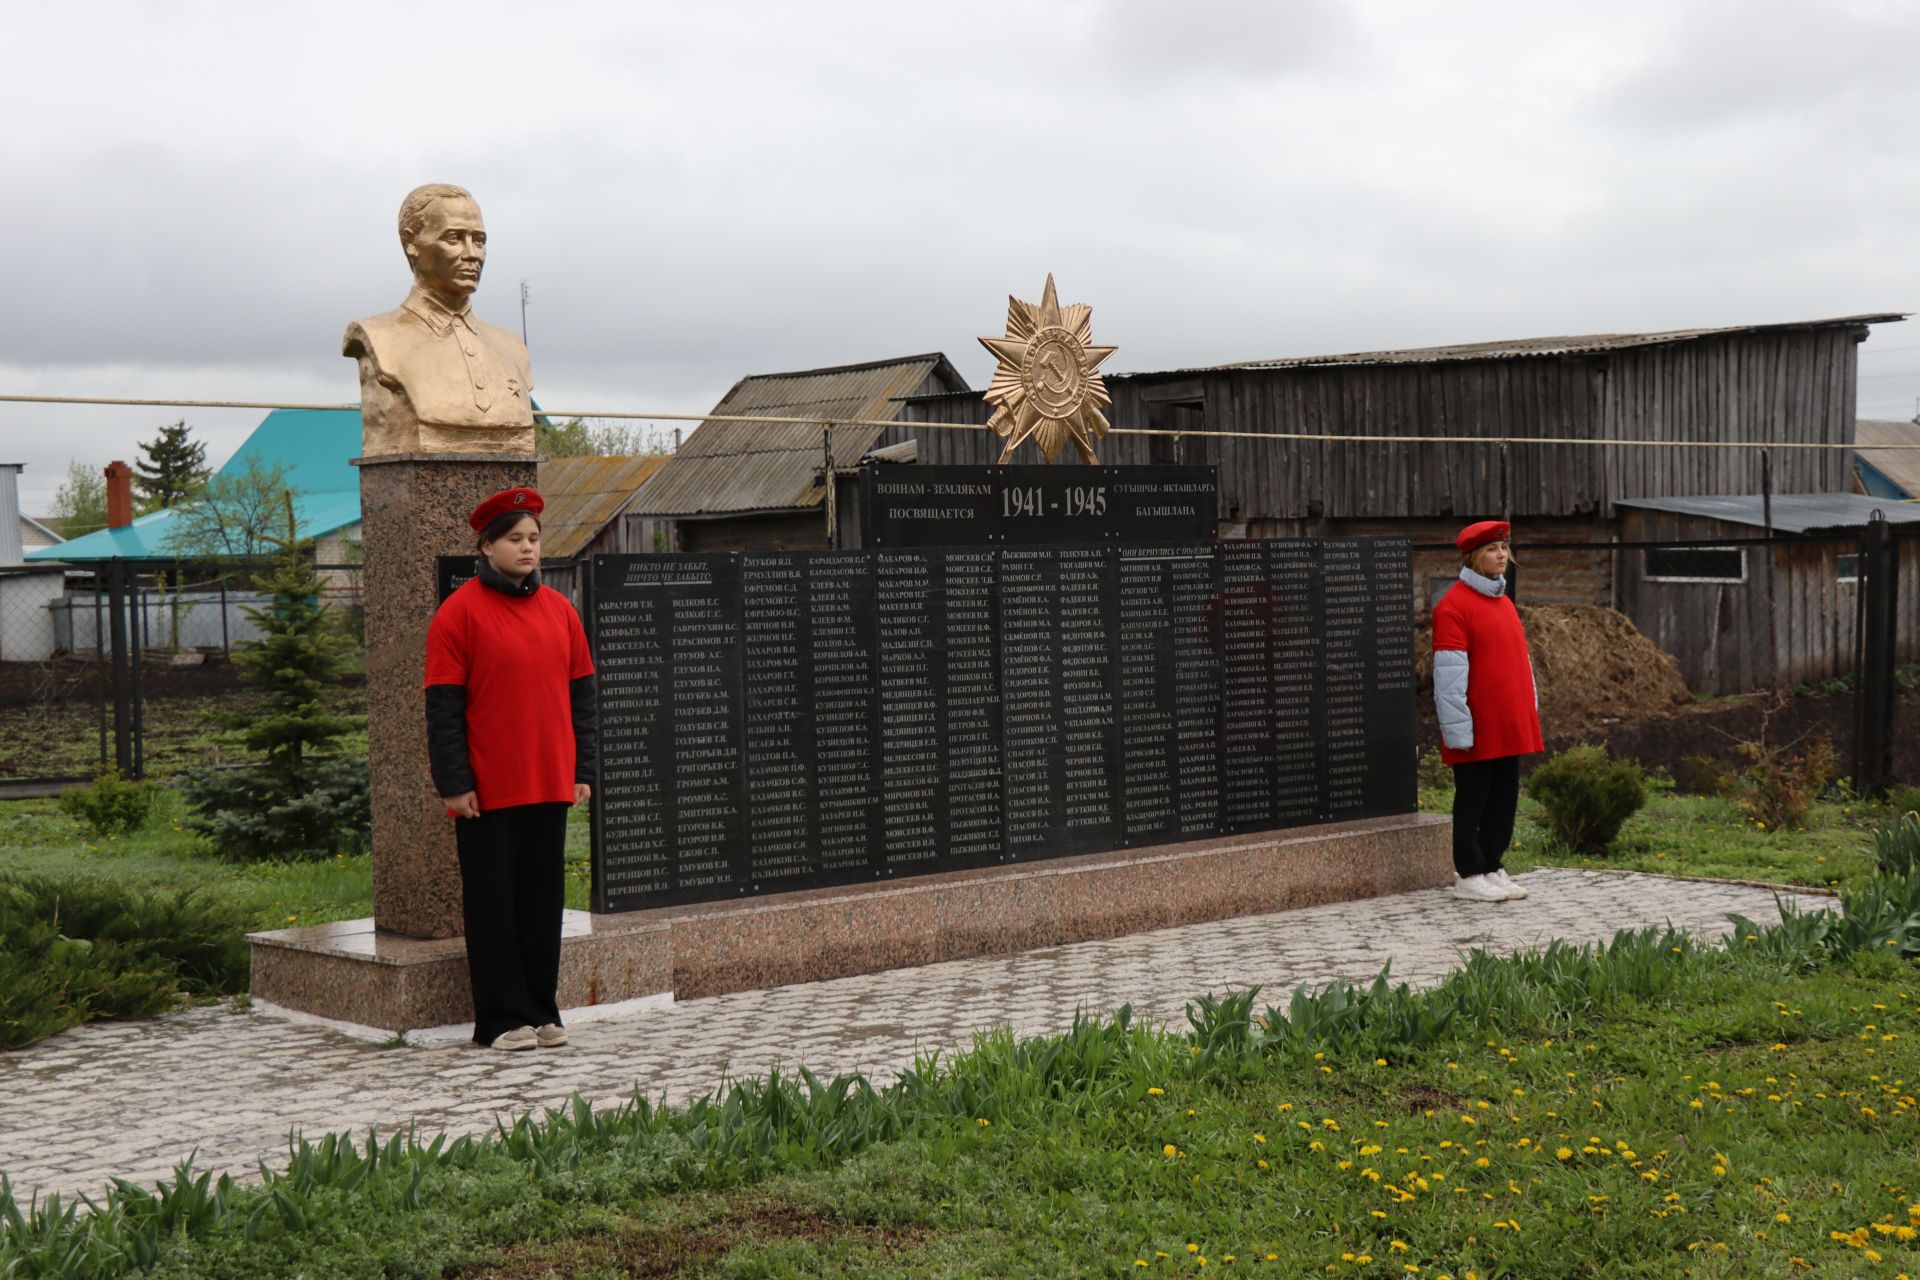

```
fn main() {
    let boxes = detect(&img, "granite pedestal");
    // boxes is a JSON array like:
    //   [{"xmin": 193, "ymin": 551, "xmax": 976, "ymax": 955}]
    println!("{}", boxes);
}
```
[
  {"xmin": 356, "ymin": 452, "xmax": 535, "ymax": 940},
  {"xmin": 248, "ymin": 812, "xmax": 1450, "ymax": 1035}
]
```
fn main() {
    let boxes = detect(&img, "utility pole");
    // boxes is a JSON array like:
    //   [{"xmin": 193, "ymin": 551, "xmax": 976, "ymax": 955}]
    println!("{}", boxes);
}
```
[{"xmin": 519, "ymin": 279, "xmax": 531, "ymax": 348}]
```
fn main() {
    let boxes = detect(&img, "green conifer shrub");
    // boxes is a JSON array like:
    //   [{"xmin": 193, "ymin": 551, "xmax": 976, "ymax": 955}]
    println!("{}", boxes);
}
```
[{"xmin": 1522, "ymin": 744, "xmax": 1646, "ymax": 857}]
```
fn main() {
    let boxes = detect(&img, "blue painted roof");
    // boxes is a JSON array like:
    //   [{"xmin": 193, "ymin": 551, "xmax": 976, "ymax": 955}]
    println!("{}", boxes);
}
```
[
  {"xmin": 29, "ymin": 409, "xmax": 363, "ymax": 562},
  {"xmin": 1853, "ymin": 454, "xmax": 1912, "ymax": 501}
]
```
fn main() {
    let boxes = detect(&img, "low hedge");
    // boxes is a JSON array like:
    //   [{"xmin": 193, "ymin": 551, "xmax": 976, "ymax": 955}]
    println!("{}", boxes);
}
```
[{"xmin": 0, "ymin": 872, "xmax": 253, "ymax": 1052}]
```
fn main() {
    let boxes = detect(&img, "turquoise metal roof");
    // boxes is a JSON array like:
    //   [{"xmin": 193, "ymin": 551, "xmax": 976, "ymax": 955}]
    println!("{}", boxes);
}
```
[{"xmin": 28, "ymin": 409, "xmax": 363, "ymax": 562}]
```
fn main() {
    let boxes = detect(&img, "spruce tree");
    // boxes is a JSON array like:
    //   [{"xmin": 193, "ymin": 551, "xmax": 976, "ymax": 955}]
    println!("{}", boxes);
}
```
[
  {"xmin": 133, "ymin": 420, "xmax": 209, "ymax": 513},
  {"xmin": 177, "ymin": 497, "xmax": 369, "ymax": 860},
  {"xmin": 228, "ymin": 518, "xmax": 359, "ymax": 783}
]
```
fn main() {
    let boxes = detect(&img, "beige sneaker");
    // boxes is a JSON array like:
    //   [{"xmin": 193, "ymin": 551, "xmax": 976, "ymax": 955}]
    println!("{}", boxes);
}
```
[
  {"xmin": 490, "ymin": 1026, "xmax": 538, "ymax": 1051},
  {"xmin": 1489, "ymin": 869, "xmax": 1529, "ymax": 899},
  {"xmin": 535, "ymin": 1023, "xmax": 568, "ymax": 1048},
  {"xmin": 1453, "ymin": 874, "xmax": 1509, "ymax": 902}
]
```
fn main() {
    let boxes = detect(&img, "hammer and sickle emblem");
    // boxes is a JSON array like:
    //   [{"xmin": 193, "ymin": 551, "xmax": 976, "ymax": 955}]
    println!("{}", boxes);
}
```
[{"xmin": 1039, "ymin": 349, "xmax": 1071, "ymax": 390}]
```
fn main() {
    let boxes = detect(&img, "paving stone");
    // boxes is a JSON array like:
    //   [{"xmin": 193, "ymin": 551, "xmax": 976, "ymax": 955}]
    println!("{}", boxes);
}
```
[{"xmin": 0, "ymin": 869, "xmax": 1823, "ymax": 1204}]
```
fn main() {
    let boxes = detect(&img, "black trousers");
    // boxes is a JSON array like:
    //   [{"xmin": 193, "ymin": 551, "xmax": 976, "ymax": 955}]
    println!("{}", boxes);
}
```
[
  {"xmin": 454, "ymin": 802, "xmax": 568, "ymax": 1044},
  {"xmin": 1450, "ymin": 756, "xmax": 1520, "ymax": 879}
]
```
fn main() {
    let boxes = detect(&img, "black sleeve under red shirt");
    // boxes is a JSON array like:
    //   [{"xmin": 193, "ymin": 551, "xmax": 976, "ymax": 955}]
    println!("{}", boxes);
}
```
[{"xmin": 423, "ymin": 579, "xmax": 595, "ymax": 808}]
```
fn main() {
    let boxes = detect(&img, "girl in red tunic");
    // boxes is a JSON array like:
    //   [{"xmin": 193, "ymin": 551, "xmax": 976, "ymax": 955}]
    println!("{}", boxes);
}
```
[
  {"xmin": 424, "ymin": 488, "xmax": 597, "ymax": 1050},
  {"xmin": 1432, "ymin": 521, "xmax": 1543, "ymax": 903}
]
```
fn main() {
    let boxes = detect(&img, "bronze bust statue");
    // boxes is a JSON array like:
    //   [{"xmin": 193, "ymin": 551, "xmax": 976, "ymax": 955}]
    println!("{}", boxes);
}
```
[{"xmin": 344, "ymin": 184, "xmax": 535, "ymax": 455}]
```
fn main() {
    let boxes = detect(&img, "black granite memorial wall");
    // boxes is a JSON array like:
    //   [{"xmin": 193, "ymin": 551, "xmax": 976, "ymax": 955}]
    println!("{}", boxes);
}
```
[{"xmin": 587, "ymin": 539, "xmax": 1417, "ymax": 912}]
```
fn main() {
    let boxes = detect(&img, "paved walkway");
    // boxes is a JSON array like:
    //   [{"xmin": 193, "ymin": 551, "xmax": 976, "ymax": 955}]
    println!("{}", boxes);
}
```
[{"xmin": 0, "ymin": 869, "xmax": 1818, "ymax": 1204}]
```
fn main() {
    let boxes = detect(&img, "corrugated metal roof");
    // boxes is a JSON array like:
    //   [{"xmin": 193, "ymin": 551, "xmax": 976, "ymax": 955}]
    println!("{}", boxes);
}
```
[
  {"xmin": 536, "ymin": 453, "xmax": 671, "ymax": 558},
  {"xmin": 1855, "ymin": 420, "xmax": 1920, "ymax": 499},
  {"xmin": 1615, "ymin": 492, "xmax": 1920, "ymax": 533},
  {"xmin": 628, "ymin": 354, "xmax": 968, "ymax": 516},
  {"xmin": 1136, "ymin": 313, "xmax": 1906, "ymax": 376},
  {"xmin": 27, "ymin": 409, "xmax": 363, "ymax": 563}
]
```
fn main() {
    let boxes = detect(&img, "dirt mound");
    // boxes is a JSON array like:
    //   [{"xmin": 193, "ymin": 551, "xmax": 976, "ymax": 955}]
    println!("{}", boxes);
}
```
[{"xmin": 1414, "ymin": 603, "xmax": 1692, "ymax": 744}]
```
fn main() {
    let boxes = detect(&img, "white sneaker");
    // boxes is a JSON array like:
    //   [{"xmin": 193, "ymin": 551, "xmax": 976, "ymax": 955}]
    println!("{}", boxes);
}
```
[
  {"xmin": 1453, "ymin": 874, "xmax": 1509, "ymax": 902},
  {"xmin": 1489, "ymin": 869, "xmax": 1528, "ymax": 899},
  {"xmin": 535, "ymin": 1023, "xmax": 568, "ymax": 1048}
]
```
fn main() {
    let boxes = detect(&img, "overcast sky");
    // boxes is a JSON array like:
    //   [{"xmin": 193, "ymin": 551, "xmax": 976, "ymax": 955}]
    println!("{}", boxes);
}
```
[{"xmin": 3, "ymin": 0, "xmax": 1916, "ymax": 511}]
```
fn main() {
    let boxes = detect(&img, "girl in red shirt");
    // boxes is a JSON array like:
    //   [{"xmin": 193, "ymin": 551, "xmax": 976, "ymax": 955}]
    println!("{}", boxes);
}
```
[
  {"xmin": 425, "ymin": 487, "xmax": 596, "ymax": 1050},
  {"xmin": 1432, "ymin": 520, "xmax": 1542, "ymax": 903}
]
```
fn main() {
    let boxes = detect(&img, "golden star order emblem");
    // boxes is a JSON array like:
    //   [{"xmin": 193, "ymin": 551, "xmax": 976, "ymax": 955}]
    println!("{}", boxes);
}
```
[{"xmin": 978, "ymin": 274, "xmax": 1118, "ymax": 464}]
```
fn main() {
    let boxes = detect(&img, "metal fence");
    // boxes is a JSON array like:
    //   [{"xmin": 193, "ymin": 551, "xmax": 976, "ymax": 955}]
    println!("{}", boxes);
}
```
[{"xmin": 0, "ymin": 560, "xmax": 366, "ymax": 795}]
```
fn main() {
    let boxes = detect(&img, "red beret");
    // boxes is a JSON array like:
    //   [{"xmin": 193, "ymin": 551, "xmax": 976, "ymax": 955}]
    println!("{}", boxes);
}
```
[
  {"xmin": 469, "ymin": 487, "xmax": 544, "ymax": 533},
  {"xmin": 1456, "ymin": 520, "xmax": 1510, "ymax": 555}
]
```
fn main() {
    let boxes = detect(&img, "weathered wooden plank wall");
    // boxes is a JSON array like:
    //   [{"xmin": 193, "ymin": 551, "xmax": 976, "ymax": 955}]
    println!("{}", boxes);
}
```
[
  {"xmin": 1616, "ymin": 511, "xmax": 1917, "ymax": 695},
  {"xmin": 909, "ymin": 326, "xmax": 1866, "ymax": 522}
]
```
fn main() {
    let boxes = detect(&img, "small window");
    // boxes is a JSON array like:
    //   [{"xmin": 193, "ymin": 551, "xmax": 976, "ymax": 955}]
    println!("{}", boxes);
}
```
[
  {"xmin": 1147, "ymin": 399, "xmax": 1204, "ymax": 465},
  {"xmin": 1644, "ymin": 546, "xmax": 1746, "ymax": 583},
  {"xmin": 1836, "ymin": 553, "xmax": 1860, "ymax": 584}
]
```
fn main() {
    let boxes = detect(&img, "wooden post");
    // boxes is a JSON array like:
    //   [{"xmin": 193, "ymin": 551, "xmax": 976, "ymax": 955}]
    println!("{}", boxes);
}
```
[
  {"xmin": 1499, "ymin": 443, "xmax": 1518, "ymax": 602},
  {"xmin": 823, "ymin": 423, "xmax": 838, "ymax": 547},
  {"xmin": 1852, "ymin": 511, "xmax": 1898, "ymax": 797},
  {"xmin": 1761, "ymin": 449, "xmax": 1779, "ymax": 690}
]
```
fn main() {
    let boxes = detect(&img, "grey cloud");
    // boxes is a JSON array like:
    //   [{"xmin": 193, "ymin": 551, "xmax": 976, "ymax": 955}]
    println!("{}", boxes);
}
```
[
  {"xmin": 1088, "ymin": 0, "xmax": 1368, "ymax": 80},
  {"xmin": 1597, "ymin": 1, "xmax": 1920, "ymax": 131},
  {"xmin": 0, "ymin": 0, "xmax": 1914, "ymax": 487}
]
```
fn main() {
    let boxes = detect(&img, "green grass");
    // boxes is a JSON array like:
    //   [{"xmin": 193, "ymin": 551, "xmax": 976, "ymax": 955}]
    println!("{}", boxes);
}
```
[
  {"xmin": 0, "ymin": 790, "xmax": 595, "ymax": 937},
  {"xmin": 0, "ymin": 790, "xmax": 372, "ymax": 933},
  {"xmin": 8, "ymin": 902, "xmax": 1915, "ymax": 1277},
  {"xmin": 1418, "ymin": 781, "xmax": 1893, "ymax": 891}
]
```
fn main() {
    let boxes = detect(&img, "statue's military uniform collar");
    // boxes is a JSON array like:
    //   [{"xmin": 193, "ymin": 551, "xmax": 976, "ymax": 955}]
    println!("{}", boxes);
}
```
[{"xmin": 402, "ymin": 286, "xmax": 477, "ymax": 337}]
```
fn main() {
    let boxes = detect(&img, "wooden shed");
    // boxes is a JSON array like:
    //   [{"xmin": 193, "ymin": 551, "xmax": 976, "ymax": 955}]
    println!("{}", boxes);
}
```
[
  {"xmin": 534, "ymin": 453, "xmax": 671, "ymax": 610},
  {"xmin": 905, "ymin": 314, "xmax": 1904, "ymax": 608},
  {"xmin": 1615, "ymin": 494, "xmax": 1920, "ymax": 695},
  {"xmin": 624, "ymin": 354, "xmax": 970, "ymax": 552}
]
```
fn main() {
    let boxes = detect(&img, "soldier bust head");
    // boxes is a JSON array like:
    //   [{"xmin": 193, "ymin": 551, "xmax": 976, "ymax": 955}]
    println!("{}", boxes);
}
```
[
  {"xmin": 344, "ymin": 185, "xmax": 534, "ymax": 457},
  {"xmin": 399, "ymin": 184, "xmax": 487, "ymax": 310}
]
